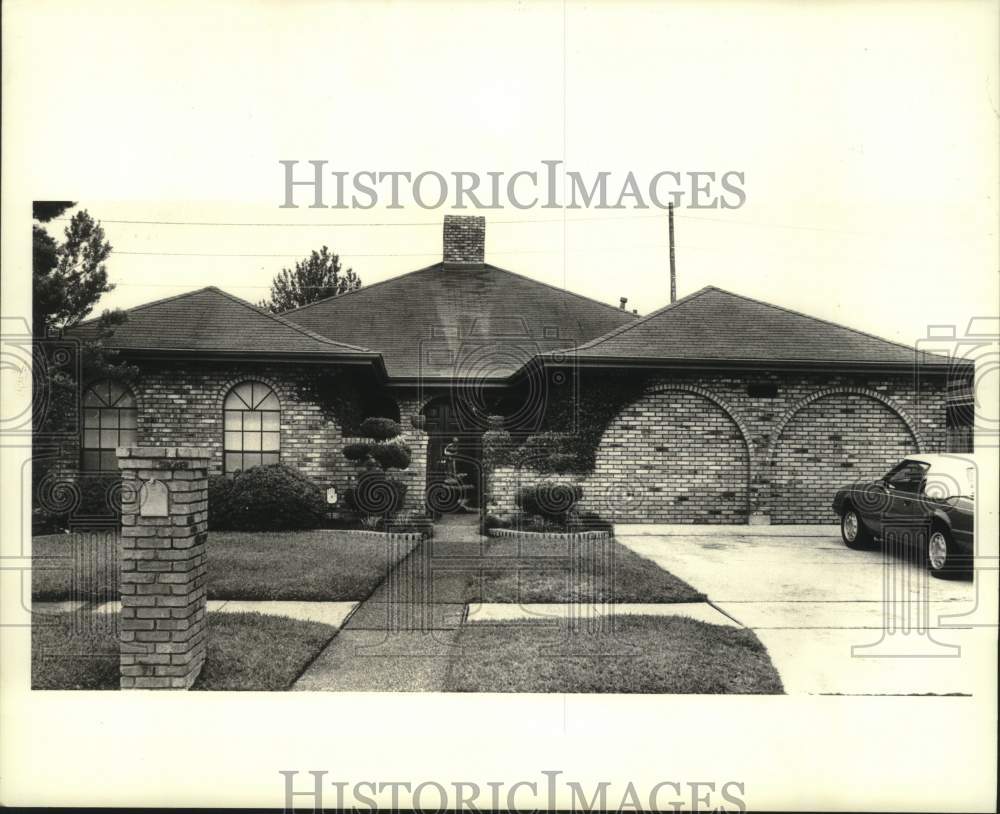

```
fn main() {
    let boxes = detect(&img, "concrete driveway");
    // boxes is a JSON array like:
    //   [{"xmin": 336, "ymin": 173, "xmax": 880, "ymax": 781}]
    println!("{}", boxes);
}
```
[{"xmin": 616, "ymin": 525, "xmax": 991, "ymax": 695}]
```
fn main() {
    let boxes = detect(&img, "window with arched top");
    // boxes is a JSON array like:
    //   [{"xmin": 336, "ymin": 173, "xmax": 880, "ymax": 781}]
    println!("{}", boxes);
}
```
[
  {"xmin": 82, "ymin": 380, "xmax": 138, "ymax": 471},
  {"xmin": 223, "ymin": 381, "xmax": 281, "ymax": 472}
]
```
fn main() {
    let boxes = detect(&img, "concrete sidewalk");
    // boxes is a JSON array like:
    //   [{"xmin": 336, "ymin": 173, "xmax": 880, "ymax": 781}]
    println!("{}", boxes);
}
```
[
  {"xmin": 293, "ymin": 514, "xmax": 484, "ymax": 691},
  {"xmin": 71, "ymin": 599, "xmax": 359, "ymax": 629}
]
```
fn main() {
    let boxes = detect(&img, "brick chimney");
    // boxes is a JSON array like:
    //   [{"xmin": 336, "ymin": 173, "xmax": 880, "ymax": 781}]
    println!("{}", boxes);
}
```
[{"xmin": 442, "ymin": 215, "xmax": 485, "ymax": 268}]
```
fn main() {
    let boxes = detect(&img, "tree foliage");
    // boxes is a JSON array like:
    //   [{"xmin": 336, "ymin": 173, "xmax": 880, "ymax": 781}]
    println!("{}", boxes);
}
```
[
  {"xmin": 259, "ymin": 245, "xmax": 361, "ymax": 313},
  {"xmin": 31, "ymin": 204, "xmax": 136, "ymax": 530},
  {"xmin": 33, "ymin": 207, "xmax": 116, "ymax": 337}
]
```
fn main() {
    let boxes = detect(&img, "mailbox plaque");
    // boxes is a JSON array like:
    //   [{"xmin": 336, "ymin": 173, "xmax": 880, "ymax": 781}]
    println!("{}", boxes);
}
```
[{"xmin": 139, "ymin": 478, "xmax": 169, "ymax": 517}]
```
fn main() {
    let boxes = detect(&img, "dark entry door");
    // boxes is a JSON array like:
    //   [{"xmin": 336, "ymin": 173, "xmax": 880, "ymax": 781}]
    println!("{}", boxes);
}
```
[{"xmin": 423, "ymin": 399, "xmax": 482, "ymax": 513}]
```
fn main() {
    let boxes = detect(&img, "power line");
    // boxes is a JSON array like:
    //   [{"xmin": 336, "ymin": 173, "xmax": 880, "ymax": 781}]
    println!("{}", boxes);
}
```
[
  {"xmin": 113, "ymin": 243, "xmax": 701, "ymax": 259},
  {"xmin": 50, "ymin": 210, "xmax": 978, "ymax": 239},
  {"xmin": 52, "ymin": 212, "xmax": 669, "ymax": 228}
]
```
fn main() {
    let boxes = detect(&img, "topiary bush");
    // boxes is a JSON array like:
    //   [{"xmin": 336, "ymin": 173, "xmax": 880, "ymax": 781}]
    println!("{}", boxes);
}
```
[
  {"xmin": 359, "ymin": 417, "xmax": 402, "ymax": 441},
  {"xmin": 515, "ymin": 480, "xmax": 584, "ymax": 524},
  {"xmin": 343, "ymin": 470, "xmax": 408, "ymax": 528},
  {"xmin": 368, "ymin": 440, "xmax": 411, "ymax": 470},
  {"xmin": 209, "ymin": 464, "xmax": 327, "ymax": 531},
  {"xmin": 342, "ymin": 442, "xmax": 372, "ymax": 463},
  {"xmin": 342, "ymin": 414, "xmax": 412, "ymax": 527}
]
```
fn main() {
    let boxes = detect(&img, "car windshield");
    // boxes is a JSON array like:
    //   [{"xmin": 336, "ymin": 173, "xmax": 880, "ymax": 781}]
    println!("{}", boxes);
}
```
[{"xmin": 922, "ymin": 460, "xmax": 976, "ymax": 500}]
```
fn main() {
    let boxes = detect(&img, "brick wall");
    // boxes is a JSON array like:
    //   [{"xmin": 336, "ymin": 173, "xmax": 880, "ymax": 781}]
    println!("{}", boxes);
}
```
[
  {"xmin": 59, "ymin": 362, "xmax": 431, "ymax": 519},
  {"xmin": 485, "ymin": 369, "xmax": 949, "ymax": 525},
  {"xmin": 59, "ymin": 361, "xmax": 949, "ymax": 526},
  {"xmin": 769, "ymin": 391, "xmax": 919, "ymax": 523},
  {"xmin": 586, "ymin": 389, "xmax": 750, "ymax": 522}
]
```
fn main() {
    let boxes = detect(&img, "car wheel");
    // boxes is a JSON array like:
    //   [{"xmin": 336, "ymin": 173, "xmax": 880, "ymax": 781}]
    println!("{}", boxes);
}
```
[
  {"xmin": 841, "ymin": 507, "xmax": 871, "ymax": 549},
  {"xmin": 928, "ymin": 527, "xmax": 967, "ymax": 579}
]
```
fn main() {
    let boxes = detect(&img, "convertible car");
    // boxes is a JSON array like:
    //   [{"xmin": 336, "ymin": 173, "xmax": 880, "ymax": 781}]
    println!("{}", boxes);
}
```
[{"xmin": 832, "ymin": 454, "xmax": 975, "ymax": 578}]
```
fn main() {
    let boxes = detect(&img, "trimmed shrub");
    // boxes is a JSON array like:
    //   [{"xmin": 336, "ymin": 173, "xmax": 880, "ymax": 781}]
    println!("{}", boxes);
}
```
[
  {"xmin": 482, "ymin": 429, "xmax": 513, "ymax": 466},
  {"xmin": 209, "ymin": 464, "xmax": 327, "ymax": 531},
  {"xmin": 342, "ymin": 442, "xmax": 372, "ymax": 463},
  {"xmin": 31, "ymin": 473, "xmax": 122, "ymax": 533},
  {"xmin": 515, "ymin": 480, "xmax": 583, "ymax": 523},
  {"xmin": 368, "ymin": 440, "xmax": 412, "ymax": 470},
  {"xmin": 343, "ymin": 471, "xmax": 407, "ymax": 523},
  {"xmin": 359, "ymin": 417, "xmax": 402, "ymax": 441},
  {"xmin": 78, "ymin": 475, "xmax": 122, "ymax": 518},
  {"xmin": 207, "ymin": 475, "xmax": 235, "ymax": 529},
  {"xmin": 513, "ymin": 432, "xmax": 581, "ymax": 473},
  {"xmin": 342, "ymin": 413, "xmax": 412, "ymax": 526}
]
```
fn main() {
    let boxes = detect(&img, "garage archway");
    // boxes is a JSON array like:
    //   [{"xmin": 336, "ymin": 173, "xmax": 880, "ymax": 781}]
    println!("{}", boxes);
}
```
[
  {"xmin": 768, "ymin": 390, "xmax": 920, "ymax": 523},
  {"xmin": 587, "ymin": 387, "xmax": 751, "ymax": 523}
]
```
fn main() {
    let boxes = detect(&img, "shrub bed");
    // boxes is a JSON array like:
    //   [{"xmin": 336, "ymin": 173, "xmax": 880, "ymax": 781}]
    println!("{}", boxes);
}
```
[
  {"xmin": 486, "ymin": 480, "xmax": 612, "ymax": 535},
  {"xmin": 208, "ymin": 464, "xmax": 327, "ymax": 531}
]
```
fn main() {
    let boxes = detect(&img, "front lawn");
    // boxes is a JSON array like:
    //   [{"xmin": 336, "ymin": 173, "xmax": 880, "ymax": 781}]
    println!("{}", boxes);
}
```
[
  {"xmin": 444, "ymin": 615, "xmax": 784, "ymax": 694},
  {"xmin": 463, "ymin": 538, "xmax": 705, "ymax": 604},
  {"xmin": 32, "ymin": 611, "xmax": 339, "ymax": 691},
  {"xmin": 207, "ymin": 530, "xmax": 417, "ymax": 601},
  {"xmin": 32, "ymin": 531, "xmax": 118, "ymax": 603},
  {"xmin": 32, "ymin": 530, "xmax": 418, "ymax": 602}
]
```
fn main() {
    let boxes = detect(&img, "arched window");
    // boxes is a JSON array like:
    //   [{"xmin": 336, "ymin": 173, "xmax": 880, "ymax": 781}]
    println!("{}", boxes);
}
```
[
  {"xmin": 82, "ymin": 380, "xmax": 138, "ymax": 471},
  {"xmin": 223, "ymin": 381, "xmax": 280, "ymax": 472}
]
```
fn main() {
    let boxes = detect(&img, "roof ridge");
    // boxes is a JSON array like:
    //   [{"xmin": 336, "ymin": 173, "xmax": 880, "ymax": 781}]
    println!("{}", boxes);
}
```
[
  {"xmin": 552, "ymin": 285, "xmax": 948, "ymax": 362},
  {"xmin": 73, "ymin": 285, "xmax": 219, "ymax": 329},
  {"xmin": 555, "ymin": 286, "xmax": 716, "ymax": 354},
  {"xmin": 702, "ymin": 285, "xmax": 943, "ymax": 359},
  {"xmin": 485, "ymin": 264, "xmax": 642, "ymax": 319},
  {"xmin": 280, "ymin": 262, "xmax": 442, "ymax": 317},
  {"xmin": 206, "ymin": 287, "xmax": 375, "ymax": 353}
]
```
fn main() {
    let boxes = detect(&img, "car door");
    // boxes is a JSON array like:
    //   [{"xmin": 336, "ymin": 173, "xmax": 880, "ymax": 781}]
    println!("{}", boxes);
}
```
[{"xmin": 883, "ymin": 460, "xmax": 929, "ymax": 539}]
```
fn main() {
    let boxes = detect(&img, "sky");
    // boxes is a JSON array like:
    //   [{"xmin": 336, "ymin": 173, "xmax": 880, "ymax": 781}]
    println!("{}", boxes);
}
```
[{"xmin": 6, "ymin": 0, "xmax": 999, "ymax": 351}]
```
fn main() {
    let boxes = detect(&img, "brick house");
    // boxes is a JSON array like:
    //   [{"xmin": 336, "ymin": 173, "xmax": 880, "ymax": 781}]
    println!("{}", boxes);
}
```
[{"xmin": 66, "ymin": 215, "xmax": 971, "ymax": 525}]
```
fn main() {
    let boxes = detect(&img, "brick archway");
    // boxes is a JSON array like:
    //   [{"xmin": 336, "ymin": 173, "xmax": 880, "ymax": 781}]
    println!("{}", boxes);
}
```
[
  {"xmin": 766, "ymin": 386, "xmax": 925, "ymax": 465},
  {"xmin": 588, "ymin": 384, "xmax": 753, "ymax": 523},
  {"xmin": 765, "ymin": 387, "xmax": 923, "ymax": 523}
]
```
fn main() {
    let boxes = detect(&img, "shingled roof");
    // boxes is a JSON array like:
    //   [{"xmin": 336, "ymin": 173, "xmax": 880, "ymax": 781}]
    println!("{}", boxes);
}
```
[
  {"xmin": 283, "ymin": 263, "xmax": 637, "ymax": 380},
  {"xmin": 70, "ymin": 286, "xmax": 384, "ymax": 367},
  {"xmin": 545, "ymin": 286, "xmax": 953, "ymax": 370}
]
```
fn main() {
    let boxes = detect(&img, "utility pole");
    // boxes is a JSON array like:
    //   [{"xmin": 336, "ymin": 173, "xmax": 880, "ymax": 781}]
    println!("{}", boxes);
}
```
[{"xmin": 668, "ymin": 202, "xmax": 677, "ymax": 303}]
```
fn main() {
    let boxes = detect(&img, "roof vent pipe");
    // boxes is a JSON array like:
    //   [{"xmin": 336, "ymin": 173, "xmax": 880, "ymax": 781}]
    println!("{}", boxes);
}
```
[{"xmin": 619, "ymin": 297, "xmax": 628, "ymax": 310}]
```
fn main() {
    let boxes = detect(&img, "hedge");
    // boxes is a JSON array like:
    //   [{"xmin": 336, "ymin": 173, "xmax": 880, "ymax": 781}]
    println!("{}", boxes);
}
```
[
  {"xmin": 515, "ymin": 480, "xmax": 584, "ymax": 523},
  {"xmin": 208, "ymin": 464, "xmax": 327, "ymax": 531}
]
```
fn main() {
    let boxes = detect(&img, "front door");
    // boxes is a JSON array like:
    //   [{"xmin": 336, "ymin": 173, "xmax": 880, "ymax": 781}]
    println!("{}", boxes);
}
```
[{"xmin": 423, "ymin": 399, "xmax": 482, "ymax": 514}]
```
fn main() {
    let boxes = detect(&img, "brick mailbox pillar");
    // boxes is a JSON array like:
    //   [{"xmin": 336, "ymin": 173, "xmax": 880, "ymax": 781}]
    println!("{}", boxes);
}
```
[{"xmin": 116, "ymin": 446, "xmax": 210, "ymax": 689}]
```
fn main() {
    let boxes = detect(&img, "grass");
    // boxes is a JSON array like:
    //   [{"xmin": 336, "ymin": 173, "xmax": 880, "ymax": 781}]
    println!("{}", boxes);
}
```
[
  {"xmin": 32, "ymin": 531, "xmax": 119, "ymax": 603},
  {"xmin": 31, "ymin": 530, "xmax": 418, "ymax": 602},
  {"xmin": 31, "ymin": 611, "xmax": 339, "ymax": 691},
  {"xmin": 444, "ymin": 615, "xmax": 784, "ymax": 694},
  {"xmin": 461, "ymin": 538, "xmax": 705, "ymax": 604},
  {"xmin": 192, "ymin": 612, "xmax": 338, "ymax": 690},
  {"xmin": 206, "ymin": 530, "xmax": 417, "ymax": 601},
  {"xmin": 30, "ymin": 610, "xmax": 120, "ymax": 690}
]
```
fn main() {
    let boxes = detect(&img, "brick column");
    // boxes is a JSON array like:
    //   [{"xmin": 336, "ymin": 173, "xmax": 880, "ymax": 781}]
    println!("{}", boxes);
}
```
[{"xmin": 116, "ymin": 447, "xmax": 210, "ymax": 690}]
